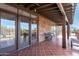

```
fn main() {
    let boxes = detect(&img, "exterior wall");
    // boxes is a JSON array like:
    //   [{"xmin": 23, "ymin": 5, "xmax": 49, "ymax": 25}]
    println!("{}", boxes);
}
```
[{"xmin": 38, "ymin": 16, "xmax": 55, "ymax": 42}]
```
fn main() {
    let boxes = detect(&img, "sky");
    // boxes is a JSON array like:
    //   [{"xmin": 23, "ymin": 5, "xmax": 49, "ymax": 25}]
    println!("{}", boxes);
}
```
[
  {"xmin": 71, "ymin": 3, "xmax": 79, "ymax": 29},
  {"xmin": 1, "ymin": 19, "xmax": 37, "ymax": 30}
]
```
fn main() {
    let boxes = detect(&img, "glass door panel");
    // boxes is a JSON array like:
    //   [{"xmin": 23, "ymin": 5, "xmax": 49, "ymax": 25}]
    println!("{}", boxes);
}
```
[
  {"xmin": 19, "ymin": 17, "xmax": 29, "ymax": 49},
  {"xmin": 0, "ymin": 12, "xmax": 16, "ymax": 53},
  {"xmin": 31, "ymin": 20, "xmax": 37, "ymax": 45}
]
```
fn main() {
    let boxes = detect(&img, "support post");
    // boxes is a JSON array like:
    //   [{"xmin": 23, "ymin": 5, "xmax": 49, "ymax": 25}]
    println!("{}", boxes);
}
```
[
  {"xmin": 29, "ymin": 13, "xmax": 31, "ymax": 45},
  {"xmin": 15, "ymin": 7, "xmax": 19, "ymax": 50},
  {"xmin": 37, "ymin": 15, "xmax": 39, "ymax": 43},
  {"xmin": 67, "ymin": 22, "xmax": 70, "ymax": 40},
  {"xmin": 66, "ymin": 22, "xmax": 70, "ymax": 48},
  {"xmin": 62, "ymin": 16, "xmax": 66, "ymax": 48}
]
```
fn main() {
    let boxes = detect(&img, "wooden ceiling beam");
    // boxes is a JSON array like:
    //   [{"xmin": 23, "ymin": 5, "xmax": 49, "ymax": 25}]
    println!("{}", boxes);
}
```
[
  {"xmin": 38, "ymin": 4, "xmax": 72, "ymax": 12},
  {"xmin": 7, "ymin": 4, "xmax": 38, "ymax": 16},
  {"xmin": 38, "ymin": 10, "xmax": 60, "ymax": 14},
  {"xmin": 66, "ymin": 13, "xmax": 72, "ymax": 16},
  {"xmin": 48, "ymin": 15, "xmax": 63, "ymax": 19},
  {"xmin": 50, "ymin": 19, "xmax": 62, "ymax": 23},
  {"xmin": 62, "ymin": 3, "xmax": 72, "ymax": 7},
  {"xmin": 34, "ymin": 3, "xmax": 40, "ymax": 6},
  {"xmin": 36, "ymin": 4, "xmax": 53, "ymax": 9},
  {"xmin": 57, "ymin": 3, "xmax": 69, "ymax": 23},
  {"xmin": 63, "ymin": 5, "xmax": 72, "ymax": 8},
  {"xmin": 25, "ymin": 4, "xmax": 34, "ymax": 8},
  {"xmin": 64, "ymin": 7, "xmax": 72, "ymax": 10},
  {"xmin": 40, "ymin": 12, "xmax": 61, "ymax": 17},
  {"xmin": 38, "ymin": 7, "xmax": 58, "ymax": 12},
  {"xmin": 43, "ymin": 12, "xmax": 61, "ymax": 15},
  {"xmin": 42, "ymin": 14, "xmax": 57, "ymax": 17},
  {"xmin": 41, "ymin": 14, "xmax": 62, "ymax": 24},
  {"xmin": 47, "ymin": 17, "xmax": 62, "ymax": 23},
  {"xmin": 41, "ymin": 13, "xmax": 62, "ymax": 19},
  {"xmin": 65, "ymin": 11, "xmax": 72, "ymax": 13},
  {"xmin": 40, "ymin": 12, "xmax": 61, "ymax": 15}
]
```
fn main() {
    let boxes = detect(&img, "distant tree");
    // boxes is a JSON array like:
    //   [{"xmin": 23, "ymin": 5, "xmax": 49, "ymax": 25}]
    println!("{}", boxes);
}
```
[{"xmin": 71, "ymin": 27, "xmax": 77, "ymax": 33}]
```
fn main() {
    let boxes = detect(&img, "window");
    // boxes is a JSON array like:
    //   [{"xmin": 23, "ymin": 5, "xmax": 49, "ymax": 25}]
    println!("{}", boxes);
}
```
[
  {"xmin": 0, "ymin": 11, "xmax": 16, "ymax": 52},
  {"xmin": 19, "ymin": 16, "xmax": 29, "ymax": 49},
  {"xmin": 31, "ymin": 19, "xmax": 37, "ymax": 44}
]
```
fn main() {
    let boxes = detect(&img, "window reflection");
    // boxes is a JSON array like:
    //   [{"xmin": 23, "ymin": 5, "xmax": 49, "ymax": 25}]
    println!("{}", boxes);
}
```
[
  {"xmin": 31, "ymin": 19, "xmax": 37, "ymax": 44},
  {"xmin": 0, "ymin": 12, "xmax": 16, "ymax": 52},
  {"xmin": 19, "ymin": 17, "xmax": 29, "ymax": 49}
]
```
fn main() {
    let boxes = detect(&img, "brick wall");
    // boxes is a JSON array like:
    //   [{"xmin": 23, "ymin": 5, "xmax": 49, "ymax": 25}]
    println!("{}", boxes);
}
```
[{"xmin": 38, "ymin": 16, "xmax": 55, "ymax": 42}]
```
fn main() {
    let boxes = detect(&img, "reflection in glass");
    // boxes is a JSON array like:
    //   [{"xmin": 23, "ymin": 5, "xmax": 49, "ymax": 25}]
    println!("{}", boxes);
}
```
[
  {"xmin": 19, "ymin": 17, "xmax": 29, "ymax": 49},
  {"xmin": 31, "ymin": 20, "xmax": 37, "ymax": 44},
  {"xmin": 0, "ymin": 12, "xmax": 16, "ymax": 52}
]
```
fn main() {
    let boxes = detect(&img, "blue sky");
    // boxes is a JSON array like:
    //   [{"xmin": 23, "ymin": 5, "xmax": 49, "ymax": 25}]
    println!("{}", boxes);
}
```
[
  {"xmin": 1, "ymin": 19, "xmax": 37, "ymax": 30},
  {"xmin": 71, "ymin": 3, "xmax": 79, "ymax": 29},
  {"xmin": 1, "ymin": 19, "xmax": 15, "ymax": 29}
]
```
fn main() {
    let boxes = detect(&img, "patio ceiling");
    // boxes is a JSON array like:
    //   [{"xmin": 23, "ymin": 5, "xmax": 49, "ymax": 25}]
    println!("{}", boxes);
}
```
[{"xmin": 7, "ymin": 3, "xmax": 75, "ymax": 25}]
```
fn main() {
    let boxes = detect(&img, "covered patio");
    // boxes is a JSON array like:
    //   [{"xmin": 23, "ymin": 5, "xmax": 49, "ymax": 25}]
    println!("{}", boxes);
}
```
[{"xmin": 0, "ymin": 3, "xmax": 77, "ymax": 56}]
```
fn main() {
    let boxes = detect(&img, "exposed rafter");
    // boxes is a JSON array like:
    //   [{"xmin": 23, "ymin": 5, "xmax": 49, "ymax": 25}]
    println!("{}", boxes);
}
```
[
  {"xmin": 38, "ymin": 10, "xmax": 60, "ymax": 14},
  {"xmin": 62, "ymin": 3, "xmax": 72, "ymax": 7},
  {"xmin": 40, "ymin": 12, "xmax": 61, "ymax": 16},
  {"xmin": 57, "ymin": 3, "xmax": 69, "ymax": 23},
  {"xmin": 64, "ymin": 7, "xmax": 72, "ymax": 10},
  {"xmin": 25, "ymin": 4, "xmax": 34, "ymax": 8},
  {"xmin": 36, "ymin": 4, "xmax": 53, "ymax": 9},
  {"xmin": 38, "ymin": 7, "xmax": 58, "ymax": 12},
  {"xmin": 7, "ymin": 3, "xmax": 75, "ymax": 25}
]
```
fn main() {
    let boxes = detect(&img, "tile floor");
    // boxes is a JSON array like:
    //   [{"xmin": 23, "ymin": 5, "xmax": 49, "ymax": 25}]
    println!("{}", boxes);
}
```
[{"xmin": 7, "ymin": 40, "xmax": 79, "ymax": 56}]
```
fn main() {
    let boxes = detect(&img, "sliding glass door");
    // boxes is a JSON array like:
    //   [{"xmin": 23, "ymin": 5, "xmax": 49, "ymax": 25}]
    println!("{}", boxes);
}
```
[
  {"xmin": 31, "ymin": 19, "xmax": 37, "ymax": 45},
  {"xmin": 0, "ymin": 11, "xmax": 38, "ymax": 53},
  {"xmin": 19, "ymin": 16, "xmax": 29, "ymax": 49},
  {"xmin": 0, "ymin": 12, "xmax": 16, "ymax": 53}
]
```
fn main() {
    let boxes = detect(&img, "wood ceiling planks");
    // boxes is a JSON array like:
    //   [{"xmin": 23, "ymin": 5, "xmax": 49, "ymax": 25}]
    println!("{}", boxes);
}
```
[{"xmin": 7, "ymin": 3, "xmax": 75, "ymax": 25}]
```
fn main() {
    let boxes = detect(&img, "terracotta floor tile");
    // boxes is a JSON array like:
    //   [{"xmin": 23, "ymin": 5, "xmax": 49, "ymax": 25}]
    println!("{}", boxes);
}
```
[{"xmin": 6, "ymin": 40, "xmax": 79, "ymax": 56}]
